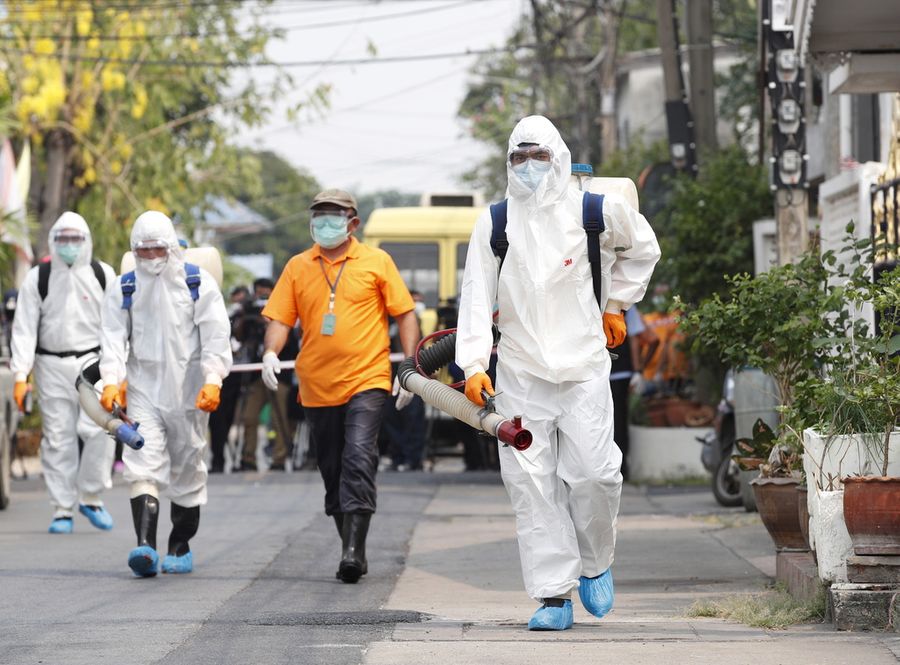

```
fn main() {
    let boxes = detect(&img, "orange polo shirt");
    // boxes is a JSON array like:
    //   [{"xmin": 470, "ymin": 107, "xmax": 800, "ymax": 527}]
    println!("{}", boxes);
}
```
[{"xmin": 262, "ymin": 237, "xmax": 414, "ymax": 407}]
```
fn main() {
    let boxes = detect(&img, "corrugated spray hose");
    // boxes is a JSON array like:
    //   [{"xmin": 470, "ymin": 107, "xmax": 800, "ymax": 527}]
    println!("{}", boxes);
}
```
[{"xmin": 397, "ymin": 332, "xmax": 531, "ymax": 451}]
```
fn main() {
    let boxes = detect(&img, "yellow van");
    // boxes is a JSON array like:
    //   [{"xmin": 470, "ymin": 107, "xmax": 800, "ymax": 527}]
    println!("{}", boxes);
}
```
[{"xmin": 363, "ymin": 205, "xmax": 484, "ymax": 334}]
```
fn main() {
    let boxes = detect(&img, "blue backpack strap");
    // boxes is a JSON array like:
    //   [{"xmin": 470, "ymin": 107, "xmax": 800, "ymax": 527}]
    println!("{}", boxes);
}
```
[
  {"xmin": 581, "ymin": 192, "xmax": 605, "ymax": 308},
  {"xmin": 489, "ymin": 199, "xmax": 509, "ymax": 269},
  {"xmin": 184, "ymin": 263, "xmax": 201, "ymax": 302},
  {"xmin": 120, "ymin": 271, "xmax": 136, "ymax": 310}
]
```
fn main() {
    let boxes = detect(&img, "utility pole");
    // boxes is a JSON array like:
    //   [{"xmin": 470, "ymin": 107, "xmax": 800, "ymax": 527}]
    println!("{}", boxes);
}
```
[
  {"xmin": 656, "ymin": 0, "xmax": 697, "ymax": 174},
  {"xmin": 764, "ymin": 0, "xmax": 809, "ymax": 264},
  {"xmin": 685, "ymin": 0, "xmax": 718, "ymax": 156},
  {"xmin": 598, "ymin": 1, "xmax": 620, "ymax": 164}
]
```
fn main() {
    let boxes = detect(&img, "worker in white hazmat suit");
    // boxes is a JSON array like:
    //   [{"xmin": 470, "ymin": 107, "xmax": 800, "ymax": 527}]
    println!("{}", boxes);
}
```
[
  {"xmin": 99, "ymin": 211, "xmax": 232, "ymax": 577},
  {"xmin": 11, "ymin": 212, "xmax": 117, "ymax": 534},
  {"xmin": 457, "ymin": 116, "xmax": 660, "ymax": 630}
]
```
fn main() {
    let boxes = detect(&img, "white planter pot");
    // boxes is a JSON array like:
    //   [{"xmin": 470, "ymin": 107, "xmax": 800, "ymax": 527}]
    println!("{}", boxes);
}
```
[
  {"xmin": 627, "ymin": 425, "xmax": 709, "ymax": 482},
  {"xmin": 802, "ymin": 428, "xmax": 900, "ymax": 582}
]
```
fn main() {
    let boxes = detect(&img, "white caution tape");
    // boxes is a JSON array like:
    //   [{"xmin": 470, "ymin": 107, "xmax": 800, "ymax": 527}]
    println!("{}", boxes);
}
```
[{"xmin": 230, "ymin": 352, "xmax": 407, "ymax": 373}]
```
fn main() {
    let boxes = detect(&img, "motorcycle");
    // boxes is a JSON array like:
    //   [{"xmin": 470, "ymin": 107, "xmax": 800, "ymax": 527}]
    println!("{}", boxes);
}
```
[{"xmin": 697, "ymin": 370, "xmax": 742, "ymax": 507}]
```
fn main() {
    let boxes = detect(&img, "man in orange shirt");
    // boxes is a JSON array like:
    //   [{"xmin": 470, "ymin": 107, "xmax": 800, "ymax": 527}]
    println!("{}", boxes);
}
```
[{"xmin": 261, "ymin": 188, "xmax": 419, "ymax": 584}]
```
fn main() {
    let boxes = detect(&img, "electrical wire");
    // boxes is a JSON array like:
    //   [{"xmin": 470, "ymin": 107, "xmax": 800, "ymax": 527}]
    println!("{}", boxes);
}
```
[
  {"xmin": 0, "ymin": 0, "xmax": 484, "ymax": 40},
  {"xmin": 0, "ymin": 44, "xmax": 533, "ymax": 68}
]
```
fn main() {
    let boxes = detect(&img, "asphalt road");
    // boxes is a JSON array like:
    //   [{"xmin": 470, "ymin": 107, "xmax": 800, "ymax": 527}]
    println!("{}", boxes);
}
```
[
  {"xmin": 0, "ymin": 469, "xmax": 459, "ymax": 665},
  {"xmin": 3, "ymin": 467, "xmax": 899, "ymax": 665}
]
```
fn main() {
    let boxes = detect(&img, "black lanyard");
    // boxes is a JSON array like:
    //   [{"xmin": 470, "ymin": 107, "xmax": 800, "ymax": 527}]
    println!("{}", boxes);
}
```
[{"xmin": 318, "ymin": 258, "xmax": 347, "ymax": 313}]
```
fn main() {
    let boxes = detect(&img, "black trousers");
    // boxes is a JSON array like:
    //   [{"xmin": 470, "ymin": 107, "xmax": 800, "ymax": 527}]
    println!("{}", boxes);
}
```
[
  {"xmin": 610, "ymin": 377, "xmax": 630, "ymax": 480},
  {"xmin": 208, "ymin": 372, "xmax": 242, "ymax": 471},
  {"xmin": 304, "ymin": 389, "xmax": 387, "ymax": 516}
]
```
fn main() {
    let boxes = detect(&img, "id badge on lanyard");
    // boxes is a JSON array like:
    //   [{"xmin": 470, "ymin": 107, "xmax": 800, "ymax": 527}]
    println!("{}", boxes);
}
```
[{"xmin": 319, "ymin": 258, "xmax": 346, "ymax": 336}]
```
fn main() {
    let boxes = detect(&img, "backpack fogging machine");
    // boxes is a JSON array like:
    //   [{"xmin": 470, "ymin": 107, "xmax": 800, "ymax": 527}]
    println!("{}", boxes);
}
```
[{"xmin": 396, "ymin": 329, "xmax": 531, "ymax": 452}]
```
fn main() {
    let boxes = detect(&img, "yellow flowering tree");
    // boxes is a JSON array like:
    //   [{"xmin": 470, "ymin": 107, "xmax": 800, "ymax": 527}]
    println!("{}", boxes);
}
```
[{"xmin": 0, "ymin": 0, "xmax": 320, "ymax": 261}]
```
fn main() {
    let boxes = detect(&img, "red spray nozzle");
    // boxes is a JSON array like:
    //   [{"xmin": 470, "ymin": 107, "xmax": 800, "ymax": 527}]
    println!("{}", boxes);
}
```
[{"xmin": 496, "ymin": 416, "xmax": 532, "ymax": 451}]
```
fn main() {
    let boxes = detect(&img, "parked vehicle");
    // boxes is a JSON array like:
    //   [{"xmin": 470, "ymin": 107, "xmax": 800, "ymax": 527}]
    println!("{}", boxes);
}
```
[{"xmin": 698, "ymin": 370, "xmax": 741, "ymax": 507}]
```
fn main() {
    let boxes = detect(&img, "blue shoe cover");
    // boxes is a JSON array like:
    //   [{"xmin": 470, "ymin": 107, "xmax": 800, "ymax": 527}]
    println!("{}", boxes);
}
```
[
  {"xmin": 527, "ymin": 599, "xmax": 573, "ymax": 631},
  {"xmin": 161, "ymin": 551, "xmax": 193, "ymax": 574},
  {"xmin": 128, "ymin": 545, "xmax": 159, "ymax": 577},
  {"xmin": 48, "ymin": 517, "xmax": 73, "ymax": 534},
  {"xmin": 579, "ymin": 568, "xmax": 614, "ymax": 618},
  {"xmin": 79, "ymin": 504, "xmax": 114, "ymax": 530}
]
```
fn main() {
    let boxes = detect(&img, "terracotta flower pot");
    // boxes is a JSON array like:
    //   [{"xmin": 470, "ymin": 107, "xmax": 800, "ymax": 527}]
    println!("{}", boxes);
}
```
[
  {"xmin": 843, "ymin": 476, "xmax": 900, "ymax": 555},
  {"xmin": 750, "ymin": 476, "xmax": 808, "ymax": 551}
]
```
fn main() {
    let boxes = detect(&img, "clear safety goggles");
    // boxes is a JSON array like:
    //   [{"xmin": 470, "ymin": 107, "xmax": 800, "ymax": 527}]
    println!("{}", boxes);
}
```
[
  {"xmin": 508, "ymin": 145, "xmax": 553, "ymax": 167},
  {"xmin": 133, "ymin": 239, "xmax": 169, "ymax": 258},
  {"xmin": 310, "ymin": 208, "xmax": 354, "ymax": 220},
  {"xmin": 53, "ymin": 231, "xmax": 86, "ymax": 245}
]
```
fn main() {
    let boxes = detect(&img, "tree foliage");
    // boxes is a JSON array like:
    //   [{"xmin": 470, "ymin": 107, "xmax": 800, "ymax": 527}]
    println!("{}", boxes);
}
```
[
  {"xmin": 656, "ymin": 145, "xmax": 771, "ymax": 306},
  {"xmin": 458, "ymin": 0, "xmax": 760, "ymax": 198},
  {"xmin": 227, "ymin": 149, "xmax": 320, "ymax": 277},
  {"xmin": 0, "ymin": 0, "xmax": 327, "ymax": 265}
]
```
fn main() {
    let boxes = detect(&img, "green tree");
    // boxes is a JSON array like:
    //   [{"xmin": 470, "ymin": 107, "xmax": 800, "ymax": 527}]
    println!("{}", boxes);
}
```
[
  {"xmin": 659, "ymin": 145, "xmax": 772, "ymax": 306},
  {"xmin": 0, "ymin": 1, "xmax": 326, "ymax": 265},
  {"xmin": 226, "ymin": 150, "xmax": 320, "ymax": 277}
]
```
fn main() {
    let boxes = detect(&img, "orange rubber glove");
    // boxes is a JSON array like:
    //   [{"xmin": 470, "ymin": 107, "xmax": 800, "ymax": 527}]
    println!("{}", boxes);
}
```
[
  {"xmin": 119, "ymin": 381, "xmax": 128, "ymax": 409},
  {"xmin": 195, "ymin": 384, "xmax": 221, "ymax": 412},
  {"xmin": 13, "ymin": 381, "xmax": 30, "ymax": 412},
  {"xmin": 602, "ymin": 312, "xmax": 627, "ymax": 348},
  {"xmin": 100, "ymin": 384, "xmax": 120, "ymax": 413},
  {"xmin": 464, "ymin": 372, "xmax": 494, "ymax": 407}
]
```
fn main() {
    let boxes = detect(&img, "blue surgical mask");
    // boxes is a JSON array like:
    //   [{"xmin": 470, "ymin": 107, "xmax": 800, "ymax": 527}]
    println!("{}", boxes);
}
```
[
  {"xmin": 57, "ymin": 243, "xmax": 82, "ymax": 266},
  {"xmin": 311, "ymin": 215, "xmax": 350, "ymax": 249},
  {"xmin": 512, "ymin": 159, "xmax": 552, "ymax": 191}
]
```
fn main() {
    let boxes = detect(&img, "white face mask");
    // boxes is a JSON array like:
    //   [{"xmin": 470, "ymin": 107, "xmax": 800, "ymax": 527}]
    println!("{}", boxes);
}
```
[
  {"xmin": 139, "ymin": 257, "xmax": 168, "ymax": 275},
  {"xmin": 512, "ymin": 159, "xmax": 552, "ymax": 191}
]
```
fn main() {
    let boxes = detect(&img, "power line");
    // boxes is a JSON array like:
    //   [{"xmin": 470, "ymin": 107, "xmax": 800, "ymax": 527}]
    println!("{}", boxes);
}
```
[
  {"xmin": 0, "ymin": 44, "xmax": 532, "ymax": 68},
  {"xmin": 0, "ymin": 0, "xmax": 483, "ymax": 41}
]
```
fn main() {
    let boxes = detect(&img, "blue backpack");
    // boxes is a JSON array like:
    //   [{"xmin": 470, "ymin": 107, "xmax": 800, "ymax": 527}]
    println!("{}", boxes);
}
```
[
  {"xmin": 489, "ymin": 191, "xmax": 605, "ymax": 307},
  {"xmin": 119, "ymin": 263, "xmax": 201, "ymax": 310}
]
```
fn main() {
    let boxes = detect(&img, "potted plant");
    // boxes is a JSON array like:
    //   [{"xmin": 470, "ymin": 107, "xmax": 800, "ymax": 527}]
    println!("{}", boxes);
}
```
[
  {"xmin": 732, "ymin": 418, "xmax": 806, "ymax": 550},
  {"xmin": 677, "ymin": 252, "xmax": 832, "ymax": 549},
  {"xmin": 790, "ymin": 230, "xmax": 900, "ymax": 562}
]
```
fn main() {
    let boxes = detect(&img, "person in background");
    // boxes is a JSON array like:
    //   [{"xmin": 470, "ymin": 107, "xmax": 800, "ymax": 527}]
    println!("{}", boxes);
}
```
[
  {"xmin": 456, "ymin": 116, "xmax": 660, "ymax": 630},
  {"xmin": 99, "ymin": 211, "xmax": 231, "ymax": 577},
  {"xmin": 382, "ymin": 289, "xmax": 427, "ymax": 471},
  {"xmin": 11, "ymin": 212, "xmax": 117, "ymax": 534},
  {"xmin": 233, "ymin": 277, "xmax": 298, "ymax": 472},
  {"xmin": 260, "ymin": 188, "xmax": 419, "ymax": 583},
  {"xmin": 608, "ymin": 307, "xmax": 659, "ymax": 481}
]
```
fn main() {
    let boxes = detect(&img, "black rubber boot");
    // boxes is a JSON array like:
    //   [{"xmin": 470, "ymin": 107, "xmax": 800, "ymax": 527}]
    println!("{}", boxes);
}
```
[
  {"xmin": 168, "ymin": 504, "xmax": 200, "ymax": 556},
  {"xmin": 338, "ymin": 512, "xmax": 371, "ymax": 584},
  {"xmin": 332, "ymin": 512, "xmax": 344, "ymax": 539},
  {"xmin": 130, "ymin": 494, "xmax": 159, "ymax": 549}
]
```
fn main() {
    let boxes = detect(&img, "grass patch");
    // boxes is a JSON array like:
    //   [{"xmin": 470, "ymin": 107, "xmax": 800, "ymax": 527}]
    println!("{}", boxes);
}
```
[
  {"xmin": 633, "ymin": 475, "xmax": 710, "ymax": 487},
  {"xmin": 692, "ymin": 512, "xmax": 762, "ymax": 529},
  {"xmin": 686, "ymin": 584, "xmax": 826, "ymax": 629}
]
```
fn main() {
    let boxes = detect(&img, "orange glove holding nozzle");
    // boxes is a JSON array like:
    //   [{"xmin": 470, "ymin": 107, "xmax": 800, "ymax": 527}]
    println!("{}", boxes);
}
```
[
  {"xmin": 602, "ymin": 312, "xmax": 627, "ymax": 348},
  {"xmin": 100, "ymin": 384, "xmax": 120, "ymax": 413},
  {"xmin": 464, "ymin": 372, "xmax": 494, "ymax": 407},
  {"xmin": 195, "ymin": 384, "xmax": 221, "ymax": 412}
]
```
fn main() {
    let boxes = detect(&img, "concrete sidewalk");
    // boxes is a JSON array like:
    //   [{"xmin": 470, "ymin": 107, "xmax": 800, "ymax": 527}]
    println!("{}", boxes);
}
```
[{"xmin": 366, "ymin": 482, "xmax": 900, "ymax": 665}]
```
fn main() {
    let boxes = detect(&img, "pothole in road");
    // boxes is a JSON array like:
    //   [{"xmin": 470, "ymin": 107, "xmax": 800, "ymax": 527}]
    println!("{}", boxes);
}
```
[{"xmin": 248, "ymin": 610, "xmax": 428, "ymax": 626}]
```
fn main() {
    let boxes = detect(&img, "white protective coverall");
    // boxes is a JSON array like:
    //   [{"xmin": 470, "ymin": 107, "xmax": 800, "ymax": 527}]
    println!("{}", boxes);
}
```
[
  {"xmin": 11, "ymin": 212, "xmax": 117, "ymax": 517},
  {"xmin": 456, "ymin": 115, "xmax": 660, "ymax": 600},
  {"xmin": 99, "ymin": 212, "xmax": 231, "ymax": 507}
]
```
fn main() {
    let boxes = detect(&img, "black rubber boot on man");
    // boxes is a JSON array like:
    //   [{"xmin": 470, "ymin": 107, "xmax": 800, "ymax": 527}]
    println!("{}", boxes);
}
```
[{"xmin": 338, "ymin": 512, "xmax": 371, "ymax": 584}]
